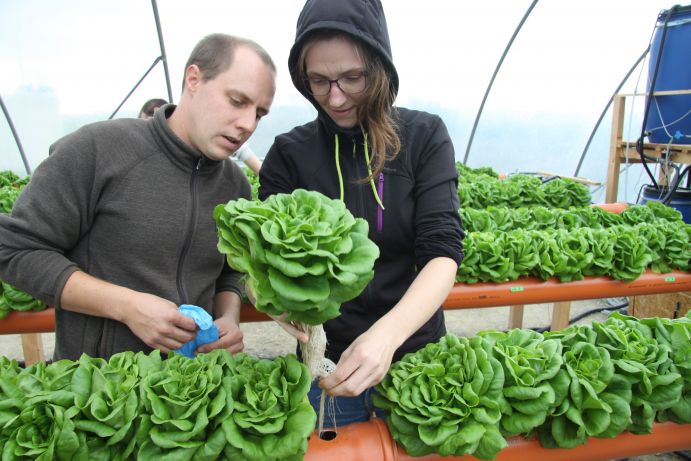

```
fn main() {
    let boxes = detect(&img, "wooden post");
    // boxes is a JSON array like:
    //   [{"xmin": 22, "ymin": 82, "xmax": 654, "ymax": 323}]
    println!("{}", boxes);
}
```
[
  {"xmin": 551, "ymin": 301, "xmax": 571, "ymax": 331},
  {"xmin": 605, "ymin": 95, "xmax": 625, "ymax": 203},
  {"xmin": 508, "ymin": 305, "xmax": 525, "ymax": 329},
  {"xmin": 20, "ymin": 333, "xmax": 44, "ymax": 366}
]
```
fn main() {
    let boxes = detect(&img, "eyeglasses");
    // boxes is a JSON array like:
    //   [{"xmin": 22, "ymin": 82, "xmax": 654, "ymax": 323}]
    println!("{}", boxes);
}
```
[{"xmin": 306, "ymin": 73, "xmax": 368, "ymax": 96}]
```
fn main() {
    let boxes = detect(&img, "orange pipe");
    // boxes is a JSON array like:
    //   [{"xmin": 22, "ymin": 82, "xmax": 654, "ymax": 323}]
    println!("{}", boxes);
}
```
[
  {"xmin": 0, "ymin": 303, "xmax": 269, "ymax": 335},
  {"xmin": 2, "ymin": 270, "xmax": 690, "ymax": 334},
  {"xmin": 305, "ymin": 420, "xmax": 691, "ymax": 461},
  {"xmin": 0, "ymin": 201, "xmax": 643, "ymax": 335},
  {"xmin": 445, "ymin": 270, "xmax": 691, "ymax": 309},
  {"xmin": 306, "ymin": 418, "xmax": 396, "ymax": 461},
  {"xmin": 593, "ymin": 202, "xmax": 628, "ymax": 214},
  {"xmin": 239, "ymin": 304, "xmax": 271, "ymax": 322},
  {"xmin": 0, "ymin": 308, "xmax": 56, "ymax": 334}
]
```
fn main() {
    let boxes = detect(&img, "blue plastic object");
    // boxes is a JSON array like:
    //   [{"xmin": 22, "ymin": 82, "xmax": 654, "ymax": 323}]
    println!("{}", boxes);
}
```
[
  {"xmin": 175, "ymin": 304, "xmax": 219, "ymax": 358},
  {"xmin": 645, "ymin": 5, "xmax": 691, "ymax": 145}
]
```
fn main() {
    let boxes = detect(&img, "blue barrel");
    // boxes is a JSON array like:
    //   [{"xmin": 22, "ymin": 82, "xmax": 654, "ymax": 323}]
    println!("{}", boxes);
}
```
[
  {"xmin": 645, "ymin": 5, "xmax": 691, "ymax": 145},
  {"xmin": 639, "ymin": 185, "xmax": 691, "ymax": 223}
]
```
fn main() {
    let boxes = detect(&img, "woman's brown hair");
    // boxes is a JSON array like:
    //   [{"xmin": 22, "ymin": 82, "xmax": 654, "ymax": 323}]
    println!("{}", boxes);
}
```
[{"xmin": 297, "ymin": 30, "xmax": 401, "ymax": 183}]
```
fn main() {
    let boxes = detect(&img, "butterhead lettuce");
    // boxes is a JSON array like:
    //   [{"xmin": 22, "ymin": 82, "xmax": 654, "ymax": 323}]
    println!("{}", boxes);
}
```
[{"xmin": 214, "ymin": 189, "xmax": 379, "ymax": 325}]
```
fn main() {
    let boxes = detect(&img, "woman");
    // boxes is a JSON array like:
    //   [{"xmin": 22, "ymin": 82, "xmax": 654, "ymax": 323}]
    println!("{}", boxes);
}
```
[{"xmin": 259, "ymin": 0, "xmax": 464, "ymax": 426}]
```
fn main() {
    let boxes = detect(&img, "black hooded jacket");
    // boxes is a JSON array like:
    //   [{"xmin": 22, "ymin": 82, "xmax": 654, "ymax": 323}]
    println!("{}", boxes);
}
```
[{"xmin": 259, "ymin": 0, "xmax": 464, "ymax": 363}]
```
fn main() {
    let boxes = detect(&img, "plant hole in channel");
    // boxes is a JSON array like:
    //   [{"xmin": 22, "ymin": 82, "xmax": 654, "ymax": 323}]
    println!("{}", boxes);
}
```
[{"xmin": 319, "ymin": 430, "xmax": 337, "ymax": 441}]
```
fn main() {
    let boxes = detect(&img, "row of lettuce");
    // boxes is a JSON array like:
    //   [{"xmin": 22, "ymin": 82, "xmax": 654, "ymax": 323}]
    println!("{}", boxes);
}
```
[
  {"xmin": 457, "ymin": 201, "xmax": 690, "ymax": 283},
  {"xmin": 455, "ymin": 164, "xmax": 690, "ymax": 283},
  {"xmin": 246, "ymin": 164, "xmax": 593, "ymax": 211},
  {"xmin": 3, "ymin": 163, "xmax": 689, "ymax": 321},
  {"xmin": 0, "ymin": 349, "xmax": 315, "ymax": 461},
  {"xmin": 0, "ymin": 171, "xmax": 28, "ymax": 214},
  {"xmin": 1, "ymin": 310, "xmax": 687, "ymax": 460},
  {"xmin": 0, "ymin": 171, "xmax": 46, "ymax": 319},
  {"xmin": 374, "ymin": 311, "xmax": 690, "ymax": 460},
  {"xmin": 214, "ymin": 166, "xmax": 691, "ymax": 288},
  {"xmin": 456, "ymin": 163, "xmax": 592, "ymax": 209}
]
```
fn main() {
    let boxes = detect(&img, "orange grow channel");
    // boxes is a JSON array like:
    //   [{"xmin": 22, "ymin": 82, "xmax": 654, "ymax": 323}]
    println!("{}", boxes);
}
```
[
  {"xmin": 3, "ymin": 268, "xmax": 691, "ymax": 335},
  {"xmin": 0, "ymin": 308, "xmax": 56, "ymax": 334},
  {"xmin": 594, "ymin": 202, "xmax": 629, "ymax": 214},
  {"xmin": 304, "ymin": 419, "xmax": 691, "ymax": 461},
  {"xmin": 0, "ymin": 303, "xmax": 269, "ymax": 334},
  {"xmin": 444, "ymin": 270, "xmax": 691, "ymax": 309}
]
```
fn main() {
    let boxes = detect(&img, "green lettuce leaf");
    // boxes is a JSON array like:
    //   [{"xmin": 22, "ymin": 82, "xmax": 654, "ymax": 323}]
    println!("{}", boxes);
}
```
[
  {"xmin": 215, "ymin": 189, "xmax": 379, "ymax": 325},
  {"xmin": 479, "ymin": 329, "xmax": 568, "ymax": 437},
  {"xmin": 374, "ymin": 335, "xmax": 507, "ymax": 460}
]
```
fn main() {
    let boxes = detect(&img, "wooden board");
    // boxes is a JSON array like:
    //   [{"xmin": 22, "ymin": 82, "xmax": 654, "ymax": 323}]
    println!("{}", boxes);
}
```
[{"xmin": 630, "ymin": 291, "xmax": 691, "ymax": 319}]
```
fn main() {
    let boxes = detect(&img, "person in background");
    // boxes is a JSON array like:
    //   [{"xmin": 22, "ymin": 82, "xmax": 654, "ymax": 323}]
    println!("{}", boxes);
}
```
[
  {"xmin": 258, "ymin": 0, "xmax": 464, "ymax": 426},
  {"xmin": 138, "ymin": 98, "xmax": 168, "ymax": 119},
  {"xmin": 0, "ymin": 33, "xmax": 276, "ymax": 361}
]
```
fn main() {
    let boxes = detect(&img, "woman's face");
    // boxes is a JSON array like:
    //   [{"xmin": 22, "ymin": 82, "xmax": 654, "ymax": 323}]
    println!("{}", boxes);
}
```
[{"xmin": 304, "ymin": 36, "xmax": 367, "ymax": 129}]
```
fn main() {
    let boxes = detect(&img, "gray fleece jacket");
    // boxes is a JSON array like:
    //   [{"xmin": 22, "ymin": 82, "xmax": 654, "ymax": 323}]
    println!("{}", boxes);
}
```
[{"xmin": 0, "ymin": 105, "xmax": 250, "ymax": 360}]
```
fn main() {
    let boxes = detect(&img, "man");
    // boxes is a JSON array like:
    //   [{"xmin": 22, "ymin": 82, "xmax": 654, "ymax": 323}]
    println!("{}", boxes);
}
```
[{"xmin": 0, "ymin": 34, "xmax": 276, "ymax": 360}]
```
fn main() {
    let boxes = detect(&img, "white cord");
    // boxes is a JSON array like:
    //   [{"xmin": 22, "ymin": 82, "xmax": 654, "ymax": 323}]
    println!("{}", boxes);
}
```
[
  {"xmin": 621, "ymin": 11, "xmax": 664, "ymax": 202},
  {"xmin": 622, "ymin": 56, "xmax": 648, "ymax": 202},
  {"xmin": 648, "ymin": 105, "xmax": 691, "ymax": 140}
]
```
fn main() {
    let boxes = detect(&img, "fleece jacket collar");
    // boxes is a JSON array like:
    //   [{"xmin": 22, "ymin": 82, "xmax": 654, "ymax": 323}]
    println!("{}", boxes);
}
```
[{"xmin": 150, "ymin": 104, "xmax": 223, "ymax": 175}]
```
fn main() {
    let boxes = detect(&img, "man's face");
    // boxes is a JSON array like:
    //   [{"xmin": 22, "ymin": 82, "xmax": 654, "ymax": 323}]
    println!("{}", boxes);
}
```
[{"xmin": 183, "ymin": 45, "xmax": 275, "ymax": 161}]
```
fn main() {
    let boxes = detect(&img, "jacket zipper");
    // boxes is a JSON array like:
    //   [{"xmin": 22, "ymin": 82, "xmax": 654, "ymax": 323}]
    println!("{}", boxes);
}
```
[
  {"xmin": 377, "ymin": 172, "xmax": 384, "ymax": 233},
  {"xmin": 352, "ymin": 138, "xmax": 375, "ymax": 309},
  {"xmin": 353, "ymin": 139, "xmax": 367, "ymax": 227},
  {"xmin": 176, "ymin": 157, "xmax": 202, "ymax": 303}
]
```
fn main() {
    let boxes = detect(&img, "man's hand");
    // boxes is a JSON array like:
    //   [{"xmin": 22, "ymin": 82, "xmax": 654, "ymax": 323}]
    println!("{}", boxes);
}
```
[
  {"xmin": 60, "ymin": 271, "xmax": 198, "ymax": 353},
  {"xmin": 195, "ymin": 290, "xmax": 245, "ymax": 354},
  {"xmin": 122, "ymin": 292, "xmax": 197, "ymax": 353},
  {"xmin": 197, "ymin": 316, "xmax": 244, "ymax": 354}
]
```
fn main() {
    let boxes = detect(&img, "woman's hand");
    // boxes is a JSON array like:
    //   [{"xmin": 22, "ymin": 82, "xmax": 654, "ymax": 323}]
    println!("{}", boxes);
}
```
[
  {"xmin": 319, "ymin": 326, "xmax": 397, "ymax": 397},
  {"xmin": 245, "ymin": 282, "xmax": 309, "ymax": 343},
  {"xmin": 269, "ymin": 312, "xmax": 310, "ymax": 343},
  {"xmin": 320, "ymin": 257, "xmax": 458, "ymax": 396}
]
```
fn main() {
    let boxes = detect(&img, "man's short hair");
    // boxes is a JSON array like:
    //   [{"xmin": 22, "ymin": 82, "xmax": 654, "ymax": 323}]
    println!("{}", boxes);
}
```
[{"xmin": 183, "ymin": 33, "xmax": 276, "ymax": 89}]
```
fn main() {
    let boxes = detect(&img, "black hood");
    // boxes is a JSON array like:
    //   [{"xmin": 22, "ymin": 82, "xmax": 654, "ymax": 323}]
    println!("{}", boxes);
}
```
[{"xmin": 288, "ymin": 0, "xmax": 399, "ymax": 130}]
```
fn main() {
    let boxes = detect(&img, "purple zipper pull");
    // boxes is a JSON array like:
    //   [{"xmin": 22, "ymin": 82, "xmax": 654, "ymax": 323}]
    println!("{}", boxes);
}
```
[{"xmin": 377, "ymin": 172, "xmax": 384, "ymax": 233}]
